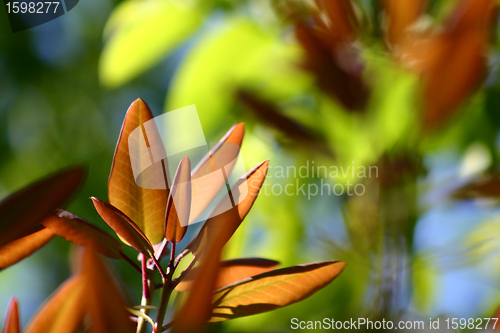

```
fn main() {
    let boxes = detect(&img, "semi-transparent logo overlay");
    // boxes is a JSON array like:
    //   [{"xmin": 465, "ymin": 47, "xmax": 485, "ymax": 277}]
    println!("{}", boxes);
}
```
[{"xmin": 128, "ymin": 105, "xmax": 248, "ymax": 227}]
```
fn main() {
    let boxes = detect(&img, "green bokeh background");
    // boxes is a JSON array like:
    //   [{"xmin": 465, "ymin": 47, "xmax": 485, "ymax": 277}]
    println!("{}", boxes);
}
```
[{"xmin": 2, "ymin": 0, "xmax": 500, "ymax": 332}]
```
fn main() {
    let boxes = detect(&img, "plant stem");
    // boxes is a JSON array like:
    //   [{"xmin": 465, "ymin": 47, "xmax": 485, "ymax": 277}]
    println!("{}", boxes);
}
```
[
  {"xmin": 151, "ymin": 254, "xmax": 168, "ymax": 281},
  {"xmin": 136, "ymin": 258, "xmax": 151, "ymax": 333},
  {"xmin": 174, "ymin": 249, "xmax": 190, "ymax": 268},
  {"xmin": 161, "ymin": 320, "xmax": 175, "ymax": 332},
  {"xmin": 156, "ymin": 242, "xmax": 176, "ymax": 332}
]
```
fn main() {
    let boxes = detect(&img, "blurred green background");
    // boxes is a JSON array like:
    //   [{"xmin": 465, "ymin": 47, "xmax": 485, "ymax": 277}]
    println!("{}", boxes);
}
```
[{"xmin": 2, "ymin": 0, "xmax": 500, "ymax": 331}]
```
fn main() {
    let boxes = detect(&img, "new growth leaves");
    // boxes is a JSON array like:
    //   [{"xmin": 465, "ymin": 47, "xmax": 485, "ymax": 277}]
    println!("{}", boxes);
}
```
[{"xmin": 0, "ymin": 99, "xmax": 346, "ymax": 333}]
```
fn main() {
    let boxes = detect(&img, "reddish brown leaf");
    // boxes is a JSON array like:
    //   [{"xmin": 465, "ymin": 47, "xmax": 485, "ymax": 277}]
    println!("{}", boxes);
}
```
[
  {"xmin": 165, "ymin": 156, "xmax": 191, "ymax": 243},
  {"xmin": 108, "ymin": 98, "xmax": 169, "ymax": 244},
  {"xmin": 211, "ymin": 261, "xmax": 346, "ymax": 322},
  {"xmin": 0, "ymin": 226, "xmax": 54, "ymax": 271},
  {"xmin": 24, "ymin": 276, "xmax": 86, "ymax": 333},
  {"xmin": 91, "ymin": 197, "xmax": 153, "ymax": 255},
  {"xmin": 42, "ymin": 210, "xmax": 123, "ymax": 259},
  {"xmin": 2, "ymin": 298, "xmax": 19, "ymax": 333},
  {"xmin": 237, "ymin": 92, "xmax": 331, "ymax": 156},
  {"xmin": 399, "ymin": 0, "xmax": 496, "ymax": 129},
  {"xmin": 173, "ymin": 162, "xmax": 269, "ymax": 333},
  {"xmin": 315, "ymin": 0, "xmax": 358, "ymax": 41},
  {"xmin": 189, "ymin": 123, "xmax": 245, "ymax": 223},
  {"xmin": 176, "ymin": 258, "xmax": 280, "ymax": 292},
  {"xmin": 0, "ymin": 167, "xmax": 85, "ymax": 248},
  {"xmin": 294, "ymin": 22, "xmax": 369, "ymax": 111},
  {"xmin": 383, "ymin": 0, "xmax": 425, "ymax": 45},
  {"xmin": 451, "ymin": 174, "xmax": 500, "ymax": 199},
  {"xmin": 186, "ymin": 161, "xmax": 269, "ymax": 258},
  {"xmin": 81, "ymin": 249, "xmax": 135, "ymax": 333},
  {"xmin": 172, "ymin": 218, "xmax": 225, "ymax": 333}
]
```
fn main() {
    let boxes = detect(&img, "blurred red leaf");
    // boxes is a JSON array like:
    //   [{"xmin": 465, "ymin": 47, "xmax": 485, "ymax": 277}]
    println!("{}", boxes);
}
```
[
  {"xmin": 294, "ymin": 11, "xmax": 369, "ymax": 111},
  {"xmin": 165, "ymin": 156, "xmax": 191, "ymax": 243},
  {"xmin": 399, "ymin": 0, "xmax": 496, "ymax": 129},
  {"xmin": 172, "ymin": 218, "xmax": 225, "ymax": 333},
  {"xmin": 176, "ymin": 258, "xmax": 280, "ymax": 292},
  {"xmin": 0, "ymin": 167, "xmax": 85, "ymax": 248},
  {"xmin": 190, "ymin": 123, "xmax": 245, "ymax": 223},
  {"xmin": 24, "ymin": 276, "xmax": 86, "ymax": 333},
  {"xmin": 315, "ymin": 0, "xmax": 358, "ymax": 41},
  {"xmin": 237, "ymin": 91, "xmax": 331, "ymax": 156},
  {"xmin": 108, "ymin": 98, "xmax": 169, "ymax": 244},
  {"xmin": 0, "ymin": 226, "xmax": 54, "ymax": 271},
  {"xmin": 186, "ymin": 161, "xmax": 269, "ymax": 257},
  {"xmin": 42, "ymin": 209, "xmax": 123, "ymax": 259},
  {"xmin": 81, "ymin": 249, "xmax": 135, "ymax": 333},
  {"xmin": 211, "ymin": 261, "xmax": 346, "ymax": 322},
  {"xmin": 451, "ymin": 174, "xmax": 500, "ymax": 199},
  {"xmin": 91, "ymin": 197, "xmax": 153, "ymax": 256},
  {"xmin": 2, "ymin": 298, "xmax": 19, "ymax": 333},
  {"xmin": 383, "ymin": 0, "xmax": 426, "ymax": 45}
]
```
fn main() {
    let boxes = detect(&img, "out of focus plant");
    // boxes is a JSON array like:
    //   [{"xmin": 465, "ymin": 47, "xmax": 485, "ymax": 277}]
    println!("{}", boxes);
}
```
[
  {"xmin": 103, "ymin": 0, "xmax": 500, "ymax": 324},
  {"xmin": 0, "ymin": 99, "xmax": 345, "ymax": 333},
  {"xmin": 75, "ymin": 0, "xmax": 500, "ymax": 329}
]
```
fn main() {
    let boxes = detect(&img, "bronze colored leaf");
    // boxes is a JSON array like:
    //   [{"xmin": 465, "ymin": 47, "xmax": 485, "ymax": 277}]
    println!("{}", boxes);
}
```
[
  {"xmin": 211, "ymin": 261, "xmax": 346, "ymax": 322},
  {"xmin": 294, "ymin": 21, "xmax": 369, "ymax": 111},
  {"xmin": 108, "ymin": 98, "xmax": 169, "ymax": 244},
  {"xmin": 237, "ymin": 92, "xmax": 331, "ymax": 156},
  {"xmin": 383, "ymin": 0, "xmax": 425, "ymax": 45},
  {"xmin": 399, "ymin": 0, "xmax": 495, "ymax": 129},
  {"xmin": 189, "ymin": 123, "xmax": 245, "ymax": 223},
  {"xmin": 0, "ymin": 167, "xmax": 85, "ymax": 248},
  {"xmin": 91, "ymin": 197, "xmax": 153, "ymax": 256},
  {"xmin": 315, "ymin": 0, "xmax": 358, "ymax": 41},
  {"xmin": 452, "ymin": 174, "xmax": 500, "ymax": 199},
  {"xmin": 42, "ymin": 210, "xmax": 123, "ymax": 259},
  {"xmin": 0, "ymin": 226, "xmax": 54, "ymax": 271},
  {"xmin": 172, "ymin": 216, "xmax": 225, "ymax": 333},
  {"xmin": 165, "ymin": 156, "xmax": 191, "ymax": 243},
  {"xmin": 173, "ymin": 162, "xmax": 270, "ymax": 331},
  {"xmin": 2, "ymin": 297, "xmax": 19, "ymax": 333},
  {"xmin": 81, "ymin": 249, "xmax": 135, "ymax": 333},
  {"xmin": 186, "ymin": 161, "xmax": 269, "ymax": 257},
  {"xmin": 24, "ymin": 276, "xmax": 86, "ymax": 333},
  {"xmin": 176, "ymin": 258, "xmax": 280, "ymax": 292}
]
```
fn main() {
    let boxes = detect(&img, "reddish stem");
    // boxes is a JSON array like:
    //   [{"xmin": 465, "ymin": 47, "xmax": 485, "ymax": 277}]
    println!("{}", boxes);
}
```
[{"xmin": 141, "ymin": 256, "xmax": 150, "ymax": 299}]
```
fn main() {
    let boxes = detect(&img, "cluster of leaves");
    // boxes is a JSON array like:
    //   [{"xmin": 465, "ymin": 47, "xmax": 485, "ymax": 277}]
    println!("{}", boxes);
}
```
[
  {"xmin": 0, "ymin": 99, "xmax": 345, "ymax": 333},
  {"xmin": 239, "ymin": 0, "xmax": 496, "ymax": 153},
  {"xmin": 99, "ymin": 0, "xmax": 500, "ymax": 190}
]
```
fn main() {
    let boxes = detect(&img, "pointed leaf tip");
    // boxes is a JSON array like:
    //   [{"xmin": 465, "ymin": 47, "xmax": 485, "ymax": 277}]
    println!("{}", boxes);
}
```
[
  {"xmin": 0, "ymin": 166, "xmax": 85, "ymax": 248},
  {"xmin": 0, "ymin": 227, "xmax": 54, "ymax": 271},
  {"xmin": 186, "ymin": 160, "xmax": 269, "ymax": 257},
  {"xmin": 42, "ymin": 210, "xmax": 123, "ymax": 259},
  {"xmin": 189, "ymin": 123, "xmax": 246, "ymax": 223},
  {"xmin": 91, "ymin": 197, "xmax": 154, "ymax": 255},
  {"xmin": 108, "ymin": 98, "xmax": 169, "ymax": 244},
  {"xmin": 24, "ymin": 276, "xmax": 85, "ymax": 333},
  {"xmin": 2, "ymin": 297, "xmax": 20, "ymax": 333},
  {"xmin": 211, "ymin": 260, "xmax": 346, "ymax": 322}
]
